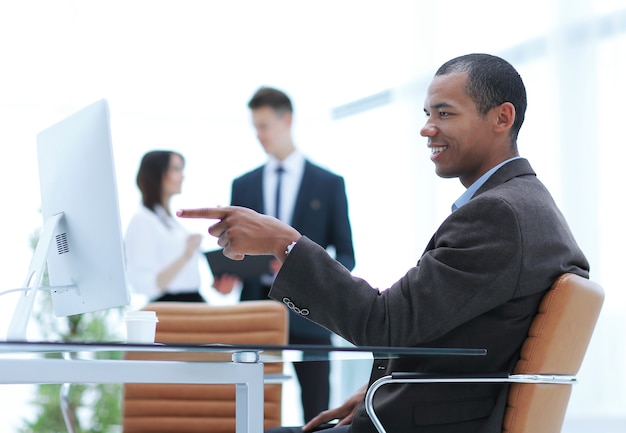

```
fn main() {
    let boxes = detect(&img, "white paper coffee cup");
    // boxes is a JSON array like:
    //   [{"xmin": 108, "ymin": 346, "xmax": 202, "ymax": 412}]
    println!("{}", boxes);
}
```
[{"xmin": 124, "ymin": 310, "xmax": 159, "ymax": 343}]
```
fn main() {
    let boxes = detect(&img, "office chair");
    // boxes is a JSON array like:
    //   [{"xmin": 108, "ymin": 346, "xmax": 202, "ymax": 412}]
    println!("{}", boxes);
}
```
[
  {"xmin": 122, "ymin": 300, "xmax": 288, "ymax": 433},
  {"xmin": 365, "ymin": 273, "xmax": 605, "ymax": 433}
]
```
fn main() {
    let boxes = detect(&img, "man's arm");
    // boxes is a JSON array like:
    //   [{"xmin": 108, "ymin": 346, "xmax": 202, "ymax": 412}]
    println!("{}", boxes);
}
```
[
  {"xmin": 268, "ymin": 197, "xmax": 523, "ymax": 348},
  {"xmin": 178, "ymin": 198, "xmax": 523, "ymax": 347}
]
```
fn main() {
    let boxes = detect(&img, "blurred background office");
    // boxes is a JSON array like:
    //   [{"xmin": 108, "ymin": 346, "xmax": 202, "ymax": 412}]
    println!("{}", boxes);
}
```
[{"xmin": 0, "ymin": 0, "xmax": 624, "ymax": 431}]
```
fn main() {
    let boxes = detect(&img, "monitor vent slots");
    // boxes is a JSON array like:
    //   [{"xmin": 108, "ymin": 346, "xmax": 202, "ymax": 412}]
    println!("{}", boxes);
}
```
[{"xmin": 55, "ymin": 233, "xmax": 69, "ymax": 255}]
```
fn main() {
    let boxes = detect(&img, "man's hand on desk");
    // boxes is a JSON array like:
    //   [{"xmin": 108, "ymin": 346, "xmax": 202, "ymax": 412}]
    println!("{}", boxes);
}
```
[{"xmin": 302, "ymin": 383, "xmax": 367, "ymax": 431}]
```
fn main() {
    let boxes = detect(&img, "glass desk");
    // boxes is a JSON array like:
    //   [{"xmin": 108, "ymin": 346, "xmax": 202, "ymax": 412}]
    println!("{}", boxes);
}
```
[{"xmin": 0, "ymin": 341, "xmax": 486, "ymax": 433}]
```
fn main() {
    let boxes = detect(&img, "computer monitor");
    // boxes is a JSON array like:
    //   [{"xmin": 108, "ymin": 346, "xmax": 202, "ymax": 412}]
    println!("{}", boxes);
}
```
[{"xmin": 6, "ymin": 99, "xmax": 130, "ymax": 341}]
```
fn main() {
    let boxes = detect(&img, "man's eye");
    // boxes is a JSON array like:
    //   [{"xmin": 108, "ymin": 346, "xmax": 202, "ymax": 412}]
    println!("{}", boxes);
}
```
[{"xmin": 439, "ymin": 111, "xmax": 449, "ymax": 117}]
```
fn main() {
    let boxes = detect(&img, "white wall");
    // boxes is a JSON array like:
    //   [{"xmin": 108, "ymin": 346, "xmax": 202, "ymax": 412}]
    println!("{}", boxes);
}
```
[{"xmin": 1, "ymin": 1, "xmax": 624, "ymax": 431}]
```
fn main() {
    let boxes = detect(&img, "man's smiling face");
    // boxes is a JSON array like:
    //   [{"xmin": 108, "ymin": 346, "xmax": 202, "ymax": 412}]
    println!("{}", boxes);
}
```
[{"xmin": 421, "ymin": 72, "xmax": 504, "ymax": 188}]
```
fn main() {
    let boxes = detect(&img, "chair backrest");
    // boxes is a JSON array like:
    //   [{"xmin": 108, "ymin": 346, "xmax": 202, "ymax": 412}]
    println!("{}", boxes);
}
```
[
  {"xmin": 503, "ymin": 273, "xmax": 604, "ymax": 433},
  {"xmin": 122, "ymin": 300, "xmax": 288, "ymax": 433}
]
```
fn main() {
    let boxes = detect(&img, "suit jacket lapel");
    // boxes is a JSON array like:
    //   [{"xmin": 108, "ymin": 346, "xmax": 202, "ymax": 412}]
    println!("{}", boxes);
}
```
[
  {"xmin": 474, "ymin": 158, "xmax": 536, "ymax": 198},
  {"xmin": 291, "ymin": 160, "xmax": 314, "ymax": 227},
  {"xmin": 248, "ymin": 167, "xmax": 266, "ymax": 214}
]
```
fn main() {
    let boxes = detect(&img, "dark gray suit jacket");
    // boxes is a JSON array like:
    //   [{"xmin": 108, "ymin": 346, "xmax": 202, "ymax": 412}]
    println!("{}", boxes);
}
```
[
  {"xmin": 270, "ymin": 159, "xmax": 589, "ymax": 433},
  {"xmin": 231, "ymin": 159, "xmax": 355, "ymax": 339}
]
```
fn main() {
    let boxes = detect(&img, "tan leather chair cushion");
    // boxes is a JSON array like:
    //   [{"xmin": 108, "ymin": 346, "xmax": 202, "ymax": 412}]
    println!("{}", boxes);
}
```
[
  {"xmin": 123, "ymin": 300, "xmax": 288, "ymax": 433},
  {"xmin": 503, "ymin": 274, "xmax": 604, "ymax": 433}
]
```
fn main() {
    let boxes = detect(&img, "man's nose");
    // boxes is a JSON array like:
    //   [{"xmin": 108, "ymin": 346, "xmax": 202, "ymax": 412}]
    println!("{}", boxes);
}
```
[{"xmin": 420, "ymin": 120, "xmax": 436, "ymax": 137}]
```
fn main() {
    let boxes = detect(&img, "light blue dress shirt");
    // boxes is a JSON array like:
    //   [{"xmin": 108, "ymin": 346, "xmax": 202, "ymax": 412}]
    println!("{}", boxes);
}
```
[{"xmin": 451, "ymin": 157, "xmax": 521, "ymax": 212}]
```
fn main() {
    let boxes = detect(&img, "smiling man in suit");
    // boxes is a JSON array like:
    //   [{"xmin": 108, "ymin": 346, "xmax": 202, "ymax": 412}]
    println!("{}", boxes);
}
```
[
  {"xmin": 181, "ymin": 54, "xmax": 589, "ymax": 433},
  {"xmin": 228, "ymin": 86, "xmax": 356, "ymax": 423}
]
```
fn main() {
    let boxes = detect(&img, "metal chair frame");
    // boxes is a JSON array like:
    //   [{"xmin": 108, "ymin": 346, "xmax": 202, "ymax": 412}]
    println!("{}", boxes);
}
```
[{"xmin": 364, "ymin": 373, "xmax": 577, "ymax": 433}]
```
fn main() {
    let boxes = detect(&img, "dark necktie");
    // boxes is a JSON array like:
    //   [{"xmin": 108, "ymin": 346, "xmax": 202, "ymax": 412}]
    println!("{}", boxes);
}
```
[{"xmin": 275, "ymin": 166, "xmax": 285, "ymax": 220}]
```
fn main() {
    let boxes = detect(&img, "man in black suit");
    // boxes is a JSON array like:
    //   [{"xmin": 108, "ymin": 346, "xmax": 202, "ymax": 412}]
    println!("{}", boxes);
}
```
[
  {"xmin": 226, "ymin": 86, "xmax": 356, "ymax": 422},
  {"xmin": 180, "ymin": 54, "xmax": 589, "ymax": 433}
]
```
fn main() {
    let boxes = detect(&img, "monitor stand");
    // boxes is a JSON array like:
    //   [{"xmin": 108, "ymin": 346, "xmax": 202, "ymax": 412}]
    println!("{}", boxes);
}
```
[{"xmin": 6, "ymin": 213, "xmax": 76, "ymax": 341}]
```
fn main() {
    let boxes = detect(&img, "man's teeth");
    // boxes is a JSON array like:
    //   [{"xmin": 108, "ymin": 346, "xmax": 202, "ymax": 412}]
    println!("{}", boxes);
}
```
[{"xmin": 431, "ymin": 146, "xmax": 446, "ymax": 154}]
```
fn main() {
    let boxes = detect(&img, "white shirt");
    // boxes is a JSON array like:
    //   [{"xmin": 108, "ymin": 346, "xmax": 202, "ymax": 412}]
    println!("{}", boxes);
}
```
[
  {"xmin": 124, "ymin": 204, "xmax": 201, "ymax": 300},
  {"xmin": 263, "ymin": 150, "xmax": 305, "ymax": 223}
]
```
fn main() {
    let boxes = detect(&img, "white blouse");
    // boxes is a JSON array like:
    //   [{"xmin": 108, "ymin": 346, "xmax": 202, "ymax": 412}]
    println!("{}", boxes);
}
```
[{"xmin": 124, "ymin": 204, "xmax": 202, "ymax": 300}]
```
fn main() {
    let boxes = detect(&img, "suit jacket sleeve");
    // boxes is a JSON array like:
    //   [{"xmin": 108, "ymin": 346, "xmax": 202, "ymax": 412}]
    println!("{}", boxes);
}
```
[{"xmin": 270, "ymin": 196, "xmax": 523, "ymax": 347}]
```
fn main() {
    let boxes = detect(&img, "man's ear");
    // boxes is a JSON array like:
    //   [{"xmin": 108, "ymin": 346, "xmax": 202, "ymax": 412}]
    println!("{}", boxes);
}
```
[
  {"xmin": 281, "ymin": 111, "xmax": 293, "ymax": 128},
  {"xmin": 494, "ymin": 102, "xmax": 515, "ymax": 132}
]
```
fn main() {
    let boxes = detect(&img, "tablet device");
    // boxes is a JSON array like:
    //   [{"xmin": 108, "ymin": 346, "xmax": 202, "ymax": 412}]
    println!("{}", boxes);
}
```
[{"xmin": 204, "ymin": 249, "xmax": 273, "ymax": 280}]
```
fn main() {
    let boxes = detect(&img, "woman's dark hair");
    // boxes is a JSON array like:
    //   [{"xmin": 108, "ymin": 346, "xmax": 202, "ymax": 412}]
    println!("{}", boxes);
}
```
[
  {"xmin": 136, "ymin": 150, "xmax": 184, "ymax": 212},
  {"xmin": 435, "ymin": 53, "xmax": 527, "ymax": 145}
]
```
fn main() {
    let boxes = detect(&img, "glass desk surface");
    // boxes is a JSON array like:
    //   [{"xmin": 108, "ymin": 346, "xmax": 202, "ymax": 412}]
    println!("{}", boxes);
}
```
[
  {"xmin": 0, "ymin": 341, "xmax": 486, "ymax": 433},
  {"xmin": 0, "ymin": 340, "xmax": 486, "ymax": 363}
]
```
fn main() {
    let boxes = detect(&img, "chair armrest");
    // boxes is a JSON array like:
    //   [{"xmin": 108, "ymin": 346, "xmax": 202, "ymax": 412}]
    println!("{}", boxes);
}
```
[{"xmin": 364, "ymin": 373, "xmax": 577, "ymax": 433}]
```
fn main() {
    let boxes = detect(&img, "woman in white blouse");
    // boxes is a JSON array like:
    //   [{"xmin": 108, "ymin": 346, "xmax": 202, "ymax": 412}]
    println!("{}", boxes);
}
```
[{"xmin": 124, "ymin": 150, "xmax": 204, "ymax": 302}]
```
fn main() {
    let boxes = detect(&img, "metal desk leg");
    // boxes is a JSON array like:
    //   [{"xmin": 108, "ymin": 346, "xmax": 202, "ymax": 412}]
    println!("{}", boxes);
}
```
[
  {"xmin": 60, "ymin": 382, "xmax": 77, "ymax": 433},
  {"xmin": 60, "ymin": 352, "xmax": 77, "ymax": 433},
  {"xmin": 233, "ymin": 351, "xmax": 264, "ymax": 433},
  {"xmin": 19, "ymin": 350, "xmax": 266, "ymax": 433}
]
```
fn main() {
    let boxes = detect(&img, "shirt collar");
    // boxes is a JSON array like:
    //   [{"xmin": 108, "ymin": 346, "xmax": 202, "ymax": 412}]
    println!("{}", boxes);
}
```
[
  {"xmin": 266, "ymin": 149, "xmax": 305, "ymax": 174},
  {"xmin": 452, "ymin": 156, "xmax": 521, "ymax": 212}
]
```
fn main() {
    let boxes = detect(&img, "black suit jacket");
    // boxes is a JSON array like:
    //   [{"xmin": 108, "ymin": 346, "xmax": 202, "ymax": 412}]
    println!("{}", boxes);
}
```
[
  {"xmin": 270, "ymin": 159, "xmax": 590, "ymax": 433},
  {"xmin": 231, "ymin": 159, "xmax": 355, "ymax": 339}
]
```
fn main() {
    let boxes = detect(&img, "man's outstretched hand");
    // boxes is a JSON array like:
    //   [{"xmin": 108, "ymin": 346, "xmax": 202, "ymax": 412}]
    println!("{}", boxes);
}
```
[{"xmin": 177, "ymin": 206, "xmax": 301, "ymax": 261}]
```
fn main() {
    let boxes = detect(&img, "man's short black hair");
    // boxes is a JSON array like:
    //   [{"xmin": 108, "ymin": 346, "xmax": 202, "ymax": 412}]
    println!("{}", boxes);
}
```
[
  {"xmin": 436, "ymin": 53, "xmax": 527, "ymax": 144},
  {"xmin": 248, "ymin": 86, "xmax": 293, "ymax": 116}
]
